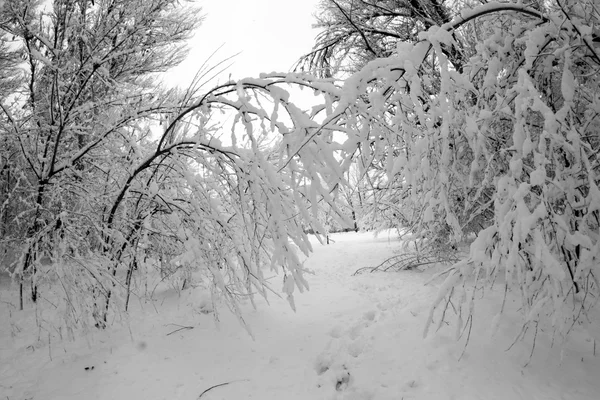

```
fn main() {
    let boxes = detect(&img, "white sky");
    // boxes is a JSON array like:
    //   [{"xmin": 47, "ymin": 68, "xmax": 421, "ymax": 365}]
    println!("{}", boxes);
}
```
[{"xmin": 166, "ymin": 0, "xmax": 322, "ymax": 88}]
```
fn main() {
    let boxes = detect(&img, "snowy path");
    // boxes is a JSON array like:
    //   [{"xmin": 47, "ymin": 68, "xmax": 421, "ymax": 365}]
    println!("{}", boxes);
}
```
[{"xmin": 2, "ymin": 232, "xmax": 599, "ymax": 399}]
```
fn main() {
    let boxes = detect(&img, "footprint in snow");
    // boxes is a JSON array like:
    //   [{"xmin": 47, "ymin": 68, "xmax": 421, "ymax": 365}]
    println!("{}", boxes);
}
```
[
  {"xmin": 314, "ymin": 353, "xmax": 332, "ymax": 376},
  {"xmin": 347, "ymin": 309, "xmax": 377, "ymax": 339},
  {"xmin": 347, "ymin": 336, "xmax": 366, "ymax": 358},
  {"xmin": 363, "ymin": 310, "xmax": 377, "ymax": 322},
  {"xmin": 348, "ymin": 323, "xmax": 365, "ymax": 340},
  {"xmin": 335, "ymin": 365, "xmax": 351, "ymax": 391},
  {"xmin": 314, "ymin": 309, "xmax": 381, "ymax": 392},
  {"xmin": 329, "ymin": 325, "xmax": 344, "ymax": 338}
]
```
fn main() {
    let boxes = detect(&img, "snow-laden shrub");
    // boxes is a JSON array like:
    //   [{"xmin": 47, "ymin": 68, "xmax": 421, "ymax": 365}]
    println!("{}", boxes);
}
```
[
  {"xmin": 381, "ymin": 2, "xmax": 600, "ymax": 346},
  {"xmin": 301, "ymin": 0, "xmax": 600, "ymax": 348}
]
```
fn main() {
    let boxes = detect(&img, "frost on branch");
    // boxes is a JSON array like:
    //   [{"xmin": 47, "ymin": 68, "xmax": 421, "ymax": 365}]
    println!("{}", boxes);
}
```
[
  {"xmin": 97, "ymin": 75, "xmax": 358, "ymax": 330},
  {"xmin": 300, "ymin": 0, "xmax": 600, "ymax": 349},
  {"xmin": 2, "ymin": 0, "xmax": 599, "ymax": 347},
  {"xmin": 0, "ymin": 0, "xmax": 356, "ymax": 332},
  {"xmin": 403, "ymin": 1, "xmax": 600, "ymax": 348}
]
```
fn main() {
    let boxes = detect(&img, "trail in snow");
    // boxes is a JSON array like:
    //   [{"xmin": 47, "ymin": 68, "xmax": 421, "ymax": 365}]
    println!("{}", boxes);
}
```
[{"xmin": 1, "ymin": 232, "xmax": 599, "ymax": 400}]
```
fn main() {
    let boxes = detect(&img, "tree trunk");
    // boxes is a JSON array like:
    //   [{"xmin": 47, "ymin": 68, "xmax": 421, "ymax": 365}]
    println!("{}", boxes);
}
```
[{"xmin": 124, "ymin": 257, "xmax": 137, "ymax": 311}]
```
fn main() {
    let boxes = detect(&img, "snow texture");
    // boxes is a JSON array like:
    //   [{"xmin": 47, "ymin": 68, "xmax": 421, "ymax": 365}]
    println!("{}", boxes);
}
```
[{"xmin": 2, "ymin": 232, "xmax": 598, "ymax": 400}]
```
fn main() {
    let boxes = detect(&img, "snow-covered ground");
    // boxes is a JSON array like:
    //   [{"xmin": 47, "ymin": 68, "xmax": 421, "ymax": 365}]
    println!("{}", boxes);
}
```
[{"xmin": 1, "ymin": 232, "xmax": 599, "ymax": 400}]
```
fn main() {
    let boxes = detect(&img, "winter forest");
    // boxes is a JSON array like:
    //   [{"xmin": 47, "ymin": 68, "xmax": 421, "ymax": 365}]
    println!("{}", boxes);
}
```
[{"xmin": 1, "ymin": 0, "xmax": 600, "ymax": 399}]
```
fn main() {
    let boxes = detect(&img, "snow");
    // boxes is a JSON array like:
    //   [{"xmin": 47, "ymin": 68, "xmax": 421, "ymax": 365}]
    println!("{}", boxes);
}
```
[{"xmin": 2, "ymin": 232, "xmax": 599, "ymax": 400}]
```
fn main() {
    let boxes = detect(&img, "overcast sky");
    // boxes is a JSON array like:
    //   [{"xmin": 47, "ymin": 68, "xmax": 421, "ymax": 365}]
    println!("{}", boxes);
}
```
[{"xmin": 165, "ymin": 0, "xmax": 322, "ymax": 88}]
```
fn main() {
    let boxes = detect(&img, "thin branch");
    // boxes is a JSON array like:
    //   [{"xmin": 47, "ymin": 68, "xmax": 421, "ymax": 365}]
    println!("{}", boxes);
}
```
[
  {"xmin": 166, "ymin": 325, "xmax": 194, "ymax": 336},
  {"xmin": 331, "ymin": 0, "xmax": 379, "ymax": 57},
  {"xmin": 197, "ymin": 380, "xmax": 249, "ymax": 399}
]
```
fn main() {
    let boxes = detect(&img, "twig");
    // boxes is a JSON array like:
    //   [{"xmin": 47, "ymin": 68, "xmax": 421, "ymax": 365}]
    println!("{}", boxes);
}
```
[
  {"xmin": 507, "ymin": 322, "xmax": 529, "ymax": 352},
  {"xmin": 197, "ymin": 379, "xmax": 249, "ymax": 399},
  {"xmin": 436, "ymin": 287, "xmax": 455, "ymax": 333},
  {"xmin": 423, "ymin": 265, "xmax": 456, "ymax": 286},
  {"xmin": 524, "ymin": 321, "xmax": 539, "ymax": 368},
  {"xmin": 166, "ymin": 325, "xmax": 194, "ymax": 336},
  {"xmin": 48, "ymin": 332, "xmax": 52, "ymax": 361},
  {"xmin": 458, "ymin": 315, "xmax": 473, "ymax": 362}
]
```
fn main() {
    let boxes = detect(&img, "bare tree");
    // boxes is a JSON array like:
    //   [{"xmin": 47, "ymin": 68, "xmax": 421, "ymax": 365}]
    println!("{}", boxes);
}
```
[
  {"xmin": 0, "ymin": 0, "xmax": 200, "ymax": 314},
  {"xmin": 296, "ymin": 0, "xmax": 462, "ymax": 76}
]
